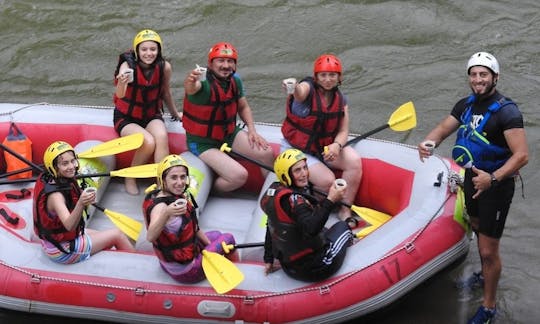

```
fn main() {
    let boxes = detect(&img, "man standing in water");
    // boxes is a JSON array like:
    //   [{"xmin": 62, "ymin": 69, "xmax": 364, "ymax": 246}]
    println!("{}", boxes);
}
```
[{"xmin": 417, "ymin": 52, "xmax": 528, "ymax": 323}]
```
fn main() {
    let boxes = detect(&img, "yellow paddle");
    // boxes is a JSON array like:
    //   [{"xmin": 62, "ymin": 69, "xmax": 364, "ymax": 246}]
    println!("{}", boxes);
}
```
[
  {"xmin": 0, "ymin": 164, "xmax": 159, "ymax": 185},
  {"xmin": 344, "ymin": 101, "xmax": 416, "ymax": 147},
  {"xmin": 92, "ymin": 204, "xmax": 142, "ymax": 241},
  {"xmin": 77, "ymin": 133, "xmax": 144, "ymax": 158},
  {"xmin": 77, "ymin": 163, "xmax": 158, "ymax": 179},
  {"xmin": 220, "ymin": 143, "xmax": 392, "ymax": 233},
  {"xmin": 201, "ymin": 250, "xmax": 244, "ymax": 294}
]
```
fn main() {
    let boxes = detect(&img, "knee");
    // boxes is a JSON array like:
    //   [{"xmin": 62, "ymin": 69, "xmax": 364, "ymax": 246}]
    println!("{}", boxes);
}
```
[{"xmin": 141, "ymin": 134, "xmax": 157, "ymax": 151}]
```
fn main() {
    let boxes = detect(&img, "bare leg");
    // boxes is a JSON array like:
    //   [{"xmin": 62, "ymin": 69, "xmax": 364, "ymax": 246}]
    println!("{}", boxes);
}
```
[
  {"xmin": 477, "ymin": 233, "xmax": 501, "ymax": 309},
  {"xmin": 200, "ymin": 149, "xmax": 248, "ymax": 193},
  {"xmin": 232, "ymin": 131, "xmax": 275, "ymax": 178},
  {"xmin": 87, "ymin": 228, "xmax": 135, "ymax": 254}
]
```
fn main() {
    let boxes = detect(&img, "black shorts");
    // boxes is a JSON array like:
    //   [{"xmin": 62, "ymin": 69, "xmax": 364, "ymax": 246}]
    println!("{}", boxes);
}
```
[
  {"xmin": 463, "ymin": 169, "xmax": 515, "ymax": 239},
  {"xmin": 113, "ymin": 109, "xmax": 163, "ymax": 135}
]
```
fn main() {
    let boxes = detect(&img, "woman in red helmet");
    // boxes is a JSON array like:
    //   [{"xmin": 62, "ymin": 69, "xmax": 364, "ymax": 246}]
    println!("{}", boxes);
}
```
[
  {"xmin": 281, "ymin": 54, "xmax": 362, "ymax": 228},
  {"xmin": 113, "ymin": 29, "xmax": 182, "ymax": 195},
  {"xmin": 183, "ymin": 42, "xmax": 274, "ymax": 193}
]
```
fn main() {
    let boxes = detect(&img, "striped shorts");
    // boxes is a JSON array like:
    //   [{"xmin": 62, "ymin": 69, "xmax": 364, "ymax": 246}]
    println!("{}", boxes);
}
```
[{"xmin": 40, "ymin": 234, "xmax": 93, "ymax": 264}]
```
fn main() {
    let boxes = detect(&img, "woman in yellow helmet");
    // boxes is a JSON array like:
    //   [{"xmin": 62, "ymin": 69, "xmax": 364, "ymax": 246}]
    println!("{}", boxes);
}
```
[
  {"xmin": 260, "ymin": 149, "xmax": 353, "ymax": 281},
  {"xmin": 33, "ymin": 141, "xmax": 135, "ymax": 264},
  {"xmin": 113, "ymin": 29, "xmax": 182, "ymax": 195},
  {"xmin": 142, "ymin": 154, "xmax": 235, "ymax": 283}
]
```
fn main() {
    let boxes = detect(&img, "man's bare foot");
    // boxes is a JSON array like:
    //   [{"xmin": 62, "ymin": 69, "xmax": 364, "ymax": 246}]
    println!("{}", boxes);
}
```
[{"xmin": 125, "ymin": 178, "xmax": 139, "ymax": 195}]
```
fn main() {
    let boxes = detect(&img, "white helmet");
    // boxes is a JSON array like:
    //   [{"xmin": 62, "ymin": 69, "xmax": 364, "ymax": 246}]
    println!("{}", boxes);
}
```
[{"xmin": 467, "ymin": 52, "xmax": 499, "ymax": 75}]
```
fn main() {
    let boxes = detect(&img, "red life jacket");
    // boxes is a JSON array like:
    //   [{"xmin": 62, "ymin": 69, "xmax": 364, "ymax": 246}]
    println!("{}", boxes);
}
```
[
  {"xmin": 281, "ymin": 78, "xmax": 344, "ymax": 156},
  {"xmin": 260, "ymin": 182, "xmax": 325, "ymax": 263},
  {"xmin": 113, "ymin": 51, "xmax": 165, "ymax": 120},
  {"xmin": 142, "ymin": 192, "xmax": 199, "ymax": 263},
  {"xmin": 182, "ymin": 73, "xmax": 239, "ymax": 141},
  {"xmin": 33, "ymin": 174, "xmax": 85, "ymax": 254}
]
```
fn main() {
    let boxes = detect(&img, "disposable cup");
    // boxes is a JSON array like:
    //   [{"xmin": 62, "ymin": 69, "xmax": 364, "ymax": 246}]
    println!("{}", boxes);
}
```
[
  {"xmin": 422, "ymin": 140, "xmax": 436, "ymax": 155},
  {"xmin": 174, "ymin": 198, "xmax": 187, "ymax": 207},
  {"xmin": 196, "ymin": 64, "xmax": 207, "ymax": 81},
  {"xmin": 124, "ymin": 68, "xmax": 134, "ymax": 83},
  {"xmin": 84, "ymin": 187, "xmax": 97, "ymax": 194},
  {"xmin": 283, "ymin": 78, "xmax": 297, "ymax": 94},
  {"xmin": 335, "ymin": 178, "xmax": 347, "ymax": 190}
]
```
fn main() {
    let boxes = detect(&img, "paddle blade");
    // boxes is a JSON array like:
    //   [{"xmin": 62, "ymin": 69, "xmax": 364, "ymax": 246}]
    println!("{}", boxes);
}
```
[
  {"xmin": 78, "ymin": 133, "xmax": 144, "ymax": 158},
  {"xmin": 388, "ymin": 101, "xmax": 417, "ymax": 132},
  {"xmin": 202, "ymin": 250, "xmax": 244, "ymax": 294},
  {"xmin": 109, "ymin": 163, "xmax": 158, "ymax": 178},
  {"xmin": 103, "ymin": 208, "xmax": 142, "ymax": 241},
  {"xmin": 351, "ymin": 206, "xmax": 392, "ymax": 226}
]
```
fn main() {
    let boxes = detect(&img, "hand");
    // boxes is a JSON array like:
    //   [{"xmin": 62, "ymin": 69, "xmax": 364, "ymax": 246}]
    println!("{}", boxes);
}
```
[
  {"xmin": 168, "ymin": 201, "xmax": 187, "ymax": 216},
  {"xmin": 418, "ymin": 140, "xmax": 435, "ymax": 162},
  {"xmin": 247, "ymin": 130, "xmax": 269, "ymax": 150},
  {"xmin": 322, "ymin": 143, "xmax": 340, "ymax": 162},
  {"xmin": 79, "ymin": 189, "xmax": 96, "ymax": 206},
  {"xmin": 188, "ymin": 68, "xmax": 202, "ymax": 83},
  {"xmin": 264, "ymin": 261, "xmax": 281, "ymax": 275},
  {"xmin": 327, "ymin": 179, "xmax": 346, "ymax": 203},
  {"xmin": 471, "ymin": 166, "xmax": 490, "ymax": 199}
]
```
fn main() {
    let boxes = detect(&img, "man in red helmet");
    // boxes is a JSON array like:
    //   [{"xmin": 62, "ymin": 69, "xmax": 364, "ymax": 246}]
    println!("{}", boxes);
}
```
[
  {"xmin": 182, "ymin": 42, "xmax": 274, "ymax": 193},
  {"xmin": 280, "ymin": 54, "xmax": 363, "ymax": 229}
]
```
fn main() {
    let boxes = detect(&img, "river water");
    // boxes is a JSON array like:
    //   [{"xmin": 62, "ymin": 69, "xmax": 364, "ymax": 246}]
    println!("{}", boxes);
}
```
[{"xmin": 1, "ymin": 0, "xmax": 539, "ymax": 323}]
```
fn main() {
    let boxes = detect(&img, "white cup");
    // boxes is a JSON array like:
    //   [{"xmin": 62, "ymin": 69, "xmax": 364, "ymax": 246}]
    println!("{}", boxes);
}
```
[
  {"xmin": 334, "ymin": 178, "xmax": 347, "ymax": 190},
  {"xmin": 196, "ymin": 64, "xmax": 207, "ymax": 81},
  {"xmin": 283, "ymin": 78, "xmax": 297, "ymax": 94},
  {"xmin": 123, "ymin": 68, "xmax": 134, "ymax": 83},
  {"xmin": 422, "ymin": 140, "xmax": 436, "ymax": 156},
  {"xmin": 84, "ymin": 187, "xmax": 97, "ymax": 194},
  {"xmin": 174, "ymin": 198, "xmax": 187, "ymax": 207}
]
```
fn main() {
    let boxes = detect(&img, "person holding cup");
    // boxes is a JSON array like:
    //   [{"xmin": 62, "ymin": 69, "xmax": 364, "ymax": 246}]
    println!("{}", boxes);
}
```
[
  {"xmin": 143, "ymin": 154, "xmax": 235, "ymax": 283},
  {"xmin": 182, "ymin": 42, "xmax": 274, "ymax": 194},
  {"xmin": 33, "ymin": 141, "xmax": 135, "ymax": 265},
  {"xmin": 260, "ymin": 149, "xmax": 353, "ymax": 281},
  {"xmin": 113, "ymin": 29, "xmax": 182, "ymax": 195},
  {"xmin": 280, "ymin": 54, "xmax": 362, "ymax": 229}
]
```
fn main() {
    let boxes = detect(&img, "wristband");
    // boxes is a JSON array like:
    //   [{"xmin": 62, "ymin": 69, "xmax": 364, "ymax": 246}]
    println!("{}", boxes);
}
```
[{"xmin": 334, "ymin": 142, "xmax": 343, "ymax": 150}]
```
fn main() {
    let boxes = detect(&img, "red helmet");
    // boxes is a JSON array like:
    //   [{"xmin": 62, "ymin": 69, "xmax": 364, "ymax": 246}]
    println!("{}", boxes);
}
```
[
  {"xmin": 313, "ymin": 54, "xmax": 342, "ymax": 74},
  {"xmin": 208, "ymin": 42, "xmax": 238, "ymax": 63}
]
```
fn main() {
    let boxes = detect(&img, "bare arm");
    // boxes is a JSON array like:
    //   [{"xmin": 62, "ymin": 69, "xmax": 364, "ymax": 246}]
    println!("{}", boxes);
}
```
[
  {"xmin": 146, "ymin": 201, "xmax": 186, "ymax": 242},
  {"xmin": 418, "ymin": 115, "xmax": 460, "ymax": 161},
  {"xmin": 115, "ymin": 62, "xmax": 130, "ymax": 99},
  {"xmin": 47, "ymin": 190, "xmax": 94, "ymax": 231},
  {"xmin": 237, "ymin": 97, "xmax": 269, "ymax": 149},
  {"xmin": 183, "ymin": 68, "xmax": 203, "ymax": 96},
  {"xmin": 161, "ymin": 61, "xmax": 182, "ymax": 120},
  {"xmin": 471, "ymin": 128, "xmax": 529, "ymax": 198}
]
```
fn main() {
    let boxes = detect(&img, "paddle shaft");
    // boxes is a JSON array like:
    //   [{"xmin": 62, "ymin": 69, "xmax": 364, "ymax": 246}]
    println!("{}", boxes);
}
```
[{"xmin": 345, "ymin": 124, "xmax": 389, "ymax": 147}]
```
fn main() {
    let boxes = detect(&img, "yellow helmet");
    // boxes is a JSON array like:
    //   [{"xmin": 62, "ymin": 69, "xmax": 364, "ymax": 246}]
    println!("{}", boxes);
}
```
[
  {"xmin": 274, "ymin": 149, "xmax": 307, "ymax": 186},
  {"xmin": 157, "ymin": 154, "xmax": 189, "ymax": 189},
  {"xmin": 43, "ymin": 141, "xmax": 75, "ymax": 178},
  {"xmin": 133, "ymin": 29, "xmax": 162, "ymax": 59}
]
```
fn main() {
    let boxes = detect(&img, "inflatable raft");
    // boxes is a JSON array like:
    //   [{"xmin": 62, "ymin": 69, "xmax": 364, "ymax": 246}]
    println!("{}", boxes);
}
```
[{"xmin": 0, "ymin": 102, "xmax": 469, "ymax": 323}]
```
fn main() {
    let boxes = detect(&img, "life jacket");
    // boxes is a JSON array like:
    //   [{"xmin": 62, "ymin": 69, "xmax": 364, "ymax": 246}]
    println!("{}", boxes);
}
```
[
  {"xmin": 113, "ymin": 50, "xmax": 165, "ymax": 120},
  {"xmin": 281, "ymin": 77, "xmax": 345, "ymax": 156},
  {"xmin": 33, "ymin": 174, "xmax": 85, "ymax": 254},
  {"xmin": 143, "ymin": 191, "xmax": 200, "ymax": 263},
  {"xmin": 260, "ymin": 182, "xmax": 325, "ymax": 264},
  {"xmin": 452, "ymin": 95, "xmax": 513, "ymax": 172},
  {"xmin": 182, "ymin": 72, "xmax": 239, "ymax": 141}
]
